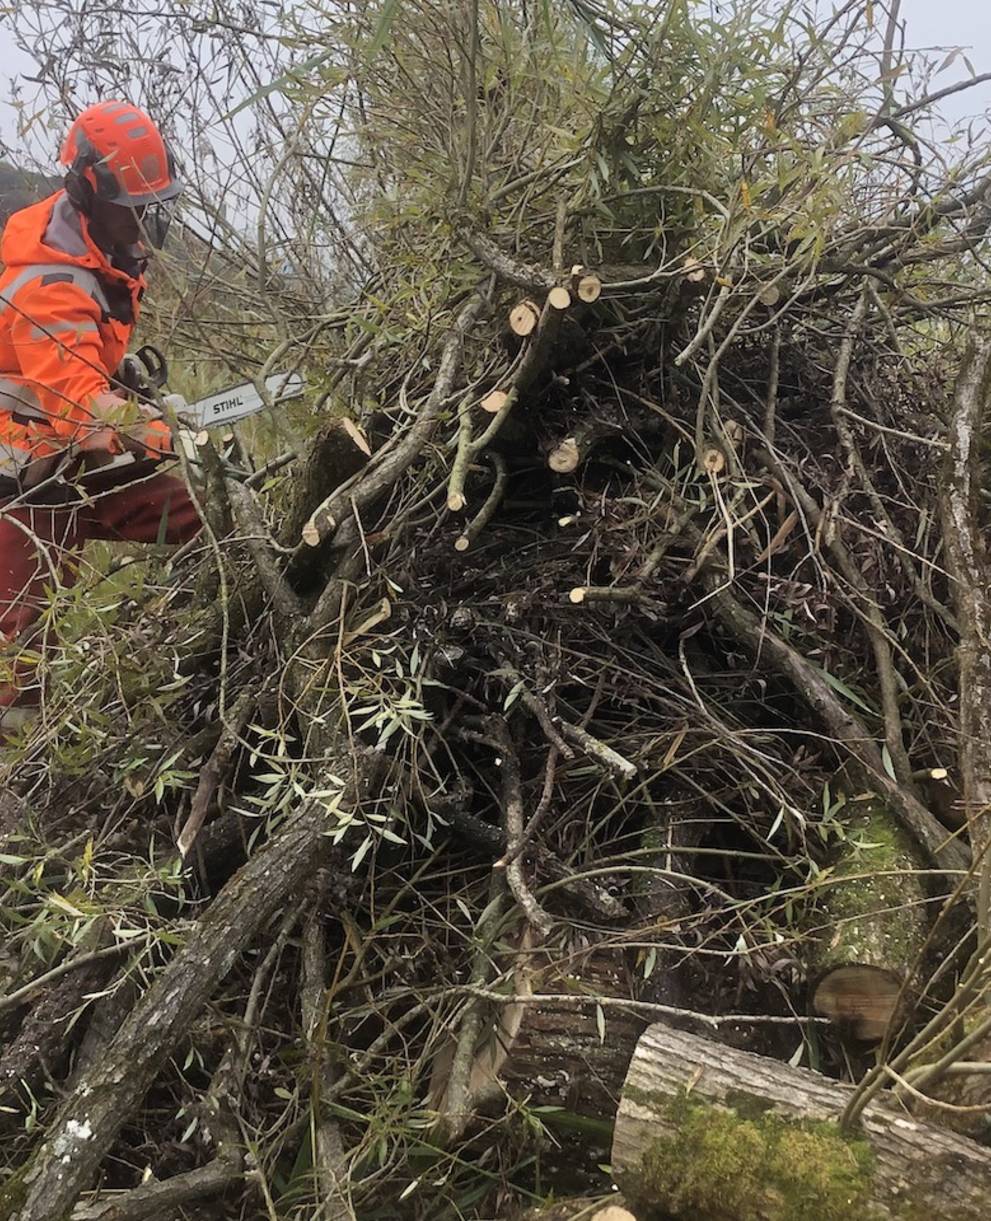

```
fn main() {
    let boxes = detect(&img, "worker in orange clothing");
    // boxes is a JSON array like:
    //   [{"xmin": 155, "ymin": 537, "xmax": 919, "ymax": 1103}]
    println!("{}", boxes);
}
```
[{"xmin": 0, "ymin": 100, "xmax": 201, "ymax": 732}]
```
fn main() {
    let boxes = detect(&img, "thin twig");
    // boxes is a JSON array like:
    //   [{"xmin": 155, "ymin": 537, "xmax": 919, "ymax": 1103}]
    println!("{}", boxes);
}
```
[{"xmin": 489, "ymin": 717, "xmax": 554, "ymax": 935}]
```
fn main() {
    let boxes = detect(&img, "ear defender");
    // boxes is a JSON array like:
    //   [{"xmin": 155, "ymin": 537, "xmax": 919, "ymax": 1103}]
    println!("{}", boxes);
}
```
[{"xmin": 63, "ymin": 134, "xmax": 123, "ymax": 214}]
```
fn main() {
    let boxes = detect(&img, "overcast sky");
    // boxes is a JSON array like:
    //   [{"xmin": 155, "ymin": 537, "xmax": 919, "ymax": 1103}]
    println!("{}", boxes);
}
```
[
  {"xmin": 0, "ymin": 0, "xmax": 988, "ymax": 167},
  {"xmin": 897, "ymin": 0, "xmax": 991, "ymax": 121}
]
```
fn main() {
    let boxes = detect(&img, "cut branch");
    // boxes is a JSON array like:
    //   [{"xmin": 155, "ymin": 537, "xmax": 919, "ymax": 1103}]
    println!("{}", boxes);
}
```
[
  {"xmin": 300, "ymin": 897, "xmax": 355, "ymax": 1221},
  {"xmin": 939, "ymin": 336, "xmax": 991, "ymax": 935},
  {"xmin": 466, "ymin": 231, "xmax": 558, "ymax": 291},
  {"xmin": 454, "ymin": 452, "xmax": 507, "ymax": 551},
  {"xmin": 10, "ymin": 764, "xmax": 376, "ymax": 1221},
  {"xmin": 177, "ymin": 690, "xmax": 256, "ymax": 858},
  {"xmin": 508, "ymin": 300, "xmax": 540, "ymax": 336},
  {"xmin": 291, "ymin": 417, "xmax": 371, "ymax": 548},
  {"xmin": 489, "ymin": 717, "xmax": 553, "ymax": 935}
]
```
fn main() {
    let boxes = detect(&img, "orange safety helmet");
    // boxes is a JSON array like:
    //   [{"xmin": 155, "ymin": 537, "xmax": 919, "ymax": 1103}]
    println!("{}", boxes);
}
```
[{"xmin": 60, "ymin": 100, "xmax": 182, "ymax": 209}]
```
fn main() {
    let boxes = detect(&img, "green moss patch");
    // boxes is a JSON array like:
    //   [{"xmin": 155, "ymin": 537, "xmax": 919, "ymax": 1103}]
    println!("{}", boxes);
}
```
[{"xmin": 627, "ymin": 1092, "xmax": 876, "ymax": 1220}]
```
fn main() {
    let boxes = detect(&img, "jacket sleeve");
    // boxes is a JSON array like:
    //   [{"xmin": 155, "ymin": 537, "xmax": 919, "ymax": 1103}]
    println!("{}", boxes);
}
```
[{"xmin": 6, "ymin": 277, "xmax": 113, "ymax": 441}]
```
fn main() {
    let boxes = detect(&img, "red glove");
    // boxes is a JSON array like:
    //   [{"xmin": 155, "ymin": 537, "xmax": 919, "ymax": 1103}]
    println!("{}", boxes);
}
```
[
  {"xmin": 128, "ymin": 417, "xmax": 174, "ymax": 460},
  {"xmin": 86, "ymin": 393, "xmax": 175, "ymax": 461}
]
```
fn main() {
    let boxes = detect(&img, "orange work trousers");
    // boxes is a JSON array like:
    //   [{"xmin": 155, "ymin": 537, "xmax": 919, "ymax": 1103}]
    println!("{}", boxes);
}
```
[{"xmin": 0, "ymin": 470, "xmax": 201, "ymax": 711}]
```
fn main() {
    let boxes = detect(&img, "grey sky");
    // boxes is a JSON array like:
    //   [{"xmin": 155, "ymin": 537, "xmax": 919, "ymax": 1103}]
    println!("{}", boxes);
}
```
[
  {"xmin": 898, "ymin": 0, "xmax": 991, "ymax": 123},
  {"xmin": 0, "ymin": 1, "xmax": 988, "ymax": 167}
]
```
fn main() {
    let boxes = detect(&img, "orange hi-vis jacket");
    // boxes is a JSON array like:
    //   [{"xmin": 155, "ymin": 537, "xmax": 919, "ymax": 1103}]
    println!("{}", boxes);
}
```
[{"xmin": 0, "ymin": 191, "xmax": 151, "ymax": 492}]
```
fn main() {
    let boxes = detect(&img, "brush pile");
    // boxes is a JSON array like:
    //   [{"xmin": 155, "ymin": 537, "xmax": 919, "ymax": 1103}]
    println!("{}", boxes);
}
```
[{"xmin": 2, "ymin": 1, "xmax": 991, "ymax": 1217}]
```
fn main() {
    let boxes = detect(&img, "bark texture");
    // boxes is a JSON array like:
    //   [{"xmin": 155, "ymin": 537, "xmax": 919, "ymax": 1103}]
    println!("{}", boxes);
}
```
[
  {"xmin": 497, "ymin": 951, "xmax": 644, "ymax": 1114},
  {"xmin": 809, "ymin": 798, "xmax": 929, "ymax": 1042},
  {"xmin": 612, "ymin": 1022, "xmax": 991, "ymax": 1220},
  {"xmin": 940, "ymin": 335, "xmax": 991, "ymax": 929},
  {"xmin": 4, "ymin": 763, "xmax": 372, "ymax": 1221}
]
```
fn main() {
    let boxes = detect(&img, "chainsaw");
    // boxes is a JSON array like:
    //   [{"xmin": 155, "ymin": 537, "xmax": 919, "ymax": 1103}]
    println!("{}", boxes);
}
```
[
  {"xmin": 117, "ymin": 346, "xmax": 304, "ymax": 428},
  {"xmin": 82, "ymin": 346, "xmax": 305, "ymax": 483}
]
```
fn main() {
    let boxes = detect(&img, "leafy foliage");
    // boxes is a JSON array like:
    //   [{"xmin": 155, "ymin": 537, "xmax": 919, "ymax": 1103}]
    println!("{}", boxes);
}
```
[{"xmin": 0, "ymin": 1, "xmax": 989, "ymax": 1218}]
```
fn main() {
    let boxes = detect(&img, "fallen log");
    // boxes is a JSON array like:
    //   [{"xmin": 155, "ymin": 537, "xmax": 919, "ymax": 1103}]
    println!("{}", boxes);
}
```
[
  {"xmin": 427, "ymin": 938, "xmax": 641, "ymax": 1125},
  {"xmin": 3, "ymin": 761, "xmax": 376, "ymax": 1221},
  {"xmin": 612, "ymin": 1022, "xmax": 991, "ymax": 1220},
  {"xmin": 496, "ymin": 948, "xmax": 644, "ymax": 1115},
  {"xmin": 913, "ymin": 1025, "xmax": 991, "ymax": 1141},
  {"xmin": 808, "ymin": 796, "xmax": 929, "ymax": 1043}
]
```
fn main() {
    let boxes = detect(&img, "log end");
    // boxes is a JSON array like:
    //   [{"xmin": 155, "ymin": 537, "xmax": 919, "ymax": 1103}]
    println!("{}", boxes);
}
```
[
  {"xmin": 578, "ymin": 274, "xmax": 603, "ymax": 303},
  {"xmin": 812, "ymin": 965, "xmax": 903, "ymax": 1042},
  {"xmin": 481, "ymin": 390, "xmax": 509, "ymax": 415},
  {"xmin": 547, "ymin": 285, "xmax": 572, "ymax": 311},
  {"xmin": 548, "ymin": 437, "xmax": 580, "ymax": 473},
  {"xmin": 806, "ymin": 798, "xmax": 927, "ymax": 1043},
  {"xmin": 509, "ymin": 301, "xmax": 540, "ymax": 336},
  {"xmin": 301, "ymin": 520, "xmax": 322, "ymax": 547},
  {"xmin": 340, "ymin": 416, "xmax": 372, "ymax": 456}
]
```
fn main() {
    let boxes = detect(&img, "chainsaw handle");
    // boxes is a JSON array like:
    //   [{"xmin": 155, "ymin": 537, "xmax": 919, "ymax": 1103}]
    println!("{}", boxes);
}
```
[{"xmin": 135, "ymin": 344, "xmax": 169, "ymax": 390}]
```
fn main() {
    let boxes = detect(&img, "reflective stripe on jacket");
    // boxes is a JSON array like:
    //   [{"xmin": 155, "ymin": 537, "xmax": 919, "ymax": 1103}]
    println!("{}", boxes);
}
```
[{"xmin": 0, "ymin": 192, "xmax": 145, "ymax": 484}]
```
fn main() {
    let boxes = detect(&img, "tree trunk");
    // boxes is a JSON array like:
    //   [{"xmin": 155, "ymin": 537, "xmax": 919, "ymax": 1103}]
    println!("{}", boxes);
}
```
[
  {"xmin": 808, "ymin": 797, "xmax": 929, "ymax": 1042},
  {"xmin": 280, "ymin": 416, "xmax": 370, "ymax": 546},
  {"xmin": 497, "ymin": 949, "xmax": 644, "ymax": 1115},
  {"xmin": 612, "ymin": 1022, "xmax": 991, "ymax": 1220}
]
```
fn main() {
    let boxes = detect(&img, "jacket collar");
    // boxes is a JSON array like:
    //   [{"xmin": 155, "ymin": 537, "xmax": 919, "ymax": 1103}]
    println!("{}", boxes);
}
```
[
  {"xmin": 0, "ymin": 191, "xmax": 147, "ymax": 292},
  {"xmin": 44, "ymin": 195, "xmax": 147, "ymax": 286}
]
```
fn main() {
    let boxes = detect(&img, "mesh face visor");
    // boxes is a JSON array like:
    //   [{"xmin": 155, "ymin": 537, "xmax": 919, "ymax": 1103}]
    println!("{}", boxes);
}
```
[{"xmin": 138, "ymin": 198, "xmax": 179, "ymax": 249}]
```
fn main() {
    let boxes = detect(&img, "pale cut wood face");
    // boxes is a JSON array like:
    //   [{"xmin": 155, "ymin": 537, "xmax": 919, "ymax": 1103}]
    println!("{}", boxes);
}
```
[{"xmin": 813, "ymin": 964, "xmax": 903, "ymax": 1042}]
